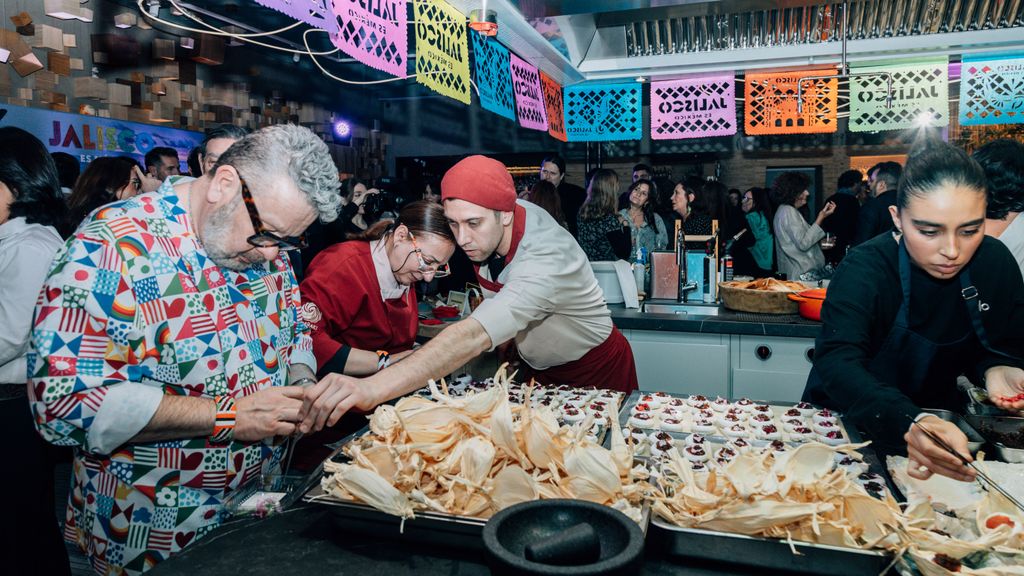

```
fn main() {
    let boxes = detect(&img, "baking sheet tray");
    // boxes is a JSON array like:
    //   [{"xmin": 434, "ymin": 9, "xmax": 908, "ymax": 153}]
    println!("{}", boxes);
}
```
[
  {"xmin": 623, "ymin": 391, "xmax": 894, "ymax": 573},
  {"xmin": 304, "ymin": 482, "xmax": 489, "ymax": 549},
  {"xmin": 304, "ymin": 426, "xmax": 651, "ymax": 549},
  {"xmin": 651, "ymin": 518, "xmax": 892, "ymax": 576},
  {"xmin": 618, "ymin": 391, "xmax": 855, "ymax": 445}
]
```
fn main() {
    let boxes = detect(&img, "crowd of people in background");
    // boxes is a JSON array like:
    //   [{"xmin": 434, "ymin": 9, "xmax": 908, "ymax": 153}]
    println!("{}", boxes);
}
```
[
  {"xmin": 517, "ymin": 147, "xmax": 1023, "ymax": 289},
  {"xmin": 2, "ymin": 121, "xmax": 1024, "ymax": 575}
]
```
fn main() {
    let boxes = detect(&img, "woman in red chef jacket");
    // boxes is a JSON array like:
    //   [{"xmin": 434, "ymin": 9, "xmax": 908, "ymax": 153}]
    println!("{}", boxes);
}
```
[{"xmin": 300, "ymin": 200, "xmax": 456, "ymax": 377}]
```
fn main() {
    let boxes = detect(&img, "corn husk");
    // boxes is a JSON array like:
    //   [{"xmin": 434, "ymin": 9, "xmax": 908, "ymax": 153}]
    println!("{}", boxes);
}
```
[
  {"xmin": 327, "ymin": 464, "xmax": 415, "ymax": 519},
  {"xmin": 520, "ymin": 402, "xmax": 567, "ymax": 472},
  {"xmin": 492, "ymin": 465, "xmax": 538, "ymax": 510},
  {"xmin": 321, "ymin": 368, "xmax": 645, "ymax": 522},
  {"xmin": 368, "ymin": 404, "xmax": 402, "ymax": 444},
  {"xmin": 564, "ymin": 442, "xmax": 621, "ymax": 503}
]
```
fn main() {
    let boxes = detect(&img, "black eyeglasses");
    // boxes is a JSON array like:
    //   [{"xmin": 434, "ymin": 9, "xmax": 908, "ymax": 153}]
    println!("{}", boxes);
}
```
[{"xmin": 238, "ymin": 175, "xmax": 308, "ymax": 251}]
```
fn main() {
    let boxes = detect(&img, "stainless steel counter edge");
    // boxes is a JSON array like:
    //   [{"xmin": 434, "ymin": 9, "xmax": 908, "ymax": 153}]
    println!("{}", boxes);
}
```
[{"xmin": 608, "ymin": 305, "xmax": 823, "ymax": 339}]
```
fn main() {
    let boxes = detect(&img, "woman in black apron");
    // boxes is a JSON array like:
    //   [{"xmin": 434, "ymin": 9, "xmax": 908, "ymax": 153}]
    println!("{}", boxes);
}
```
[{"xmin": 804, "ymin": 141, "xmax": 1024, "ymax": 483}]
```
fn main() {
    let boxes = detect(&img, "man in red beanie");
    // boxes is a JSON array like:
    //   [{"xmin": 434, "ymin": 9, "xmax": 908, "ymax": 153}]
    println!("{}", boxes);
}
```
[{"xmin": 298, "ymin": 155, "xmax": 637, "ymax": 433}]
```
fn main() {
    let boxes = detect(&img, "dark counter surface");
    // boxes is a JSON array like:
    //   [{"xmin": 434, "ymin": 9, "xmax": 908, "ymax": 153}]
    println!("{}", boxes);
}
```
[
  {"xmin": 416, "ymin": 301, "xmax": 821, "ymax": 340},
  {"xmin": 145, "ymin": 502, "xmax": 781, "ymax": 576},
  {"xmin": 609, "ymin": 303, "xmax": 822, "ymax": 339}
]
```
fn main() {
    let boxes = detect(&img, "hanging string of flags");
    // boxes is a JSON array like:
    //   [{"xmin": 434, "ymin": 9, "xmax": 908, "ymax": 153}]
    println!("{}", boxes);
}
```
[
  {"xmin": 848, "ymin": 58, "xmax": 949, "ymax": 132},
  {"xmin": 651, "ymin": 74, "xmax": 737, "ymax": 140},
  {"xmin": 254, "ymin": 0, "xmax": 1024, "ymax": 141},
  {"xmin": 959, "ymin": 52, "xmax": 1024, "ymax": 126},
  {"xmin": 414, "ymin": 0, "xmax": 471, "ymax": 104}
]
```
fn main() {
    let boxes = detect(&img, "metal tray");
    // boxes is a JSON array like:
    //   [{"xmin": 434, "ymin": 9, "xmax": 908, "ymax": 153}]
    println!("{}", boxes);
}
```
[
  {"xmin": 963, "ymin": 413, "xmax": 1024, "ymax": 462},
  {"xmin": 651, "ymin": 518, "xmax": 892, "ymax": 576},
  {"xmin": 304, "ymin": 482, "xmax": 489, "ymax": 549},
  {"xmin": 921, "ymin": 408, "xmax": 985, "ymax": 453},
  {"xmin": 628, "ymin": 392, "xmax": 896, "ymax": 574},
  {"xmin": 305, "ymin": 428, "xmax": 651, "ymax": 549},
  {"xmin": 619, "ymin": 391, "xmax": 855, "ymax": 445}
]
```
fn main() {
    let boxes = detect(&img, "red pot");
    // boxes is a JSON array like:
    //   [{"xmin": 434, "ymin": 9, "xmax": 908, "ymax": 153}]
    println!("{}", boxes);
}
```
[{"xmin": 787, "ymin": 288, "xmax": 827, "ymax": 321}]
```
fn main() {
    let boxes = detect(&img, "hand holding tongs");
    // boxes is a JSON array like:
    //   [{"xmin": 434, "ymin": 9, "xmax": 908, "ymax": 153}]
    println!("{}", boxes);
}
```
[
  {"xmin": 910, "ymin": 419, "xmax": 1024, "ymax": 515},
  {"xmin": 282, "ymin": 377, "xmax": 317, "ymax": 477}
]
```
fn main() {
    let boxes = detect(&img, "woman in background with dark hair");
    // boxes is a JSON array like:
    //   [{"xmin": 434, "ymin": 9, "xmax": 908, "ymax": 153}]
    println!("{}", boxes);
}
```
[
  {"xmin": 577, "ymin": 168, "xmax": 629, "ymax": 261},
  {"xmin": 67, "ymin": 155, "xmax": 143, "ymax": 227},
  {"xmin": 186, "ymin": 146, "xmax": 202, "ymax": 177},
  {"xmin": 526, "ymin": 180, "xmax": 566, "ymax": 228},
  {"xmin": 667, "ymin": 179, "xmax": 712, "ymax": 251},
  {"xmin": 50, "ymin": 151, "xmax": 80, "ymax": 197},
  {"xmin": 300, "ymin": 200, "xmax": 456, "ymax": 378},
  {"xmin": 804, "ymin": 141, "xmax": 1024, "ymax": 483},
  {"xmin": 700, "ymin": 179, "xmax": 738, "ymax": 246},
  {"xmin": 972, "ymin": 138, "xmax": 1024, "ymax": 277},
  {"xmin": 732, "ymin": 187, "xmax": 775, "ymax": 277},
  {"xmin": 772, "ymin": 171, "xmax": 835, "ymax": 280},
  {"xmin": 619, "ymin": 178, "xmax": 667, "ymax": 256},
  {"xmin": 422, "ymin": 178, "xmax": 441, "ymax": 204},
  {"xmin": 0, "ymin": 126, "xmax": 72, "ymax": 576}
]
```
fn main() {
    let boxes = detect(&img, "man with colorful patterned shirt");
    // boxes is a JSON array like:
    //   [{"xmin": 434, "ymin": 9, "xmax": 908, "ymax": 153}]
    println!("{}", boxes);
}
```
[{"xmin": 28, "ymin": 124, "xmax": 341, "ymax": 575}]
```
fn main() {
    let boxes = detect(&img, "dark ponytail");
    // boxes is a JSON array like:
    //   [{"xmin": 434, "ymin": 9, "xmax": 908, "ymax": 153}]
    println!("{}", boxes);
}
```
[
  {"xmin": 899, "ymin": 141, "xmax": 987, "ymax": 210},
  {"xmin": 349, "ymin": 200, "xmax": 455, "ymax": 244}
]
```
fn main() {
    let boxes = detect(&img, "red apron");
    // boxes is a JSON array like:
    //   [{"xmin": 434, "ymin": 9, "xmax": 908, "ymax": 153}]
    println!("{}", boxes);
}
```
[{"xmin": 474, "ymin": 205, "xmax": 639, "ymax": 393}]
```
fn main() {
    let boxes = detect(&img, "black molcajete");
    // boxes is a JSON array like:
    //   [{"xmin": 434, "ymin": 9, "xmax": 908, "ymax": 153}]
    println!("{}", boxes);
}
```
[{"xmin": 482, "ymin": 499, "xmax": 644, "ymax": 576}]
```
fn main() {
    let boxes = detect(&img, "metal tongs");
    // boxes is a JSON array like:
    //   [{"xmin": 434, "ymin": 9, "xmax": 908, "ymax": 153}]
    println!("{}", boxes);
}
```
[
  {"xmin": 911, "ymin": 419, "xmax": 1024, "ymax": 514},
  {"xmin": 282, "ymin": 377, "xmax": 318, "ymax": 477}
]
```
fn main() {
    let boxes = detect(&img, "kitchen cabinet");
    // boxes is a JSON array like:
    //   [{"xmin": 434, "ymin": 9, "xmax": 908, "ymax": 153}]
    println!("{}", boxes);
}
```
[
  {"xmin": 623, "ymin": 329, "xmax": 730, "ymax": 397},
  {"xmin": 731, "ymin": 335, "xmax": 816, "ymax": 403},
  {"xmin": 622, "ymin": 329, "xmax": 815, "ymax": 402}
]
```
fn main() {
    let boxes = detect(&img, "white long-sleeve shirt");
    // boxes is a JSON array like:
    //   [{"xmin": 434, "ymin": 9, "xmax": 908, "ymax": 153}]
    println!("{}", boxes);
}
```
[
  {"xmin": 471, "ymin": 200, "xmax": 613, "ymax": 370},
  {"xmin": 0, "ymin": 217, "xmax": 63, "ymax": 385}
]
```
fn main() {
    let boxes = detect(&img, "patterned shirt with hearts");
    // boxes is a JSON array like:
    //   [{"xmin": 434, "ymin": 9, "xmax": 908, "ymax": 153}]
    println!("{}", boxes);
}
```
[{"xmin": 27, "ymin": 180, "xmax": 315, "ymax": 575}]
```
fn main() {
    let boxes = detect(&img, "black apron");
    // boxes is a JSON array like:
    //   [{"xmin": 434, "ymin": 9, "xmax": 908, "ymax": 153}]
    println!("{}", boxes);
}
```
[{"xmin": 804, "ymin": 240, "xmax": 1004, "ymax": 449}]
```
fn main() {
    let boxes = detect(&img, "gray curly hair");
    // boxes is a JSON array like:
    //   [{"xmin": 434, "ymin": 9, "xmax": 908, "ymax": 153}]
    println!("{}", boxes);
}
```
[{"xmin": 213, "ymin": 124, "xmax": 342, "ymax": 222}]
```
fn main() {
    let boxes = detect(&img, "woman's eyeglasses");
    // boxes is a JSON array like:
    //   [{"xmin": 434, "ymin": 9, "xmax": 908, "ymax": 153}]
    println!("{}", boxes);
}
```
[
  {"xmin": 238, "ymin": 174, "xmax": 308, "ymax": 251},
  {"xmin": 408, "ymin": 231, "xmax": 451, "ymax": 278}
]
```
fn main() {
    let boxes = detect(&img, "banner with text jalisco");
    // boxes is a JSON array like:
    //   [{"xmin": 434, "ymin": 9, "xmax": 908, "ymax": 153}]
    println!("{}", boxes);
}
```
[
  {"xmin": 414, "ymin": 0, "xmax": 470, "ymax": 104},
  {"xmin": 650, "ymin": 74, "xmax": 737, "ymax": 140},
  {"xmin": 540, "ymin": 71, "xmax": 567, "ymax": 141},
  {"xmin": 329, "ymin": 0, "xmax": 407, "ymax": 77},
  {"xmin": 256, "ymin": 0, "xmax": 338, "ymax": 36},
  {"xmin": 564, "ymin": 82, "xmax": 643, "ymax": 142},
  {"xmin": 959, "ymin": 52, "xmax": 1024, "ymax": 126},
  {"xmin": 0, "ymin": 103, "xmax": 202, "ymax": 171},
  {"xmin": 849, "ymin": 57, "xmax": 949, "ymax": 132},
  {"xmin": 509, "ymin": 53, "xmax": 548, "ymax": 131},
  {"xmin": 744, "ymin": 69, "xmax": 838, "ymax": 135},
  {"xmin": 471, "ymin": 34, "xmax": 516, "ymax": 121}
]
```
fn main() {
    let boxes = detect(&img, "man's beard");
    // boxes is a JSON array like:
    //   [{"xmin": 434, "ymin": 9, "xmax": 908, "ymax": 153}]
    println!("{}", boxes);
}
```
[{"xmin": 201, "ymin": 201, "xmax": 258, "ymax": 271}]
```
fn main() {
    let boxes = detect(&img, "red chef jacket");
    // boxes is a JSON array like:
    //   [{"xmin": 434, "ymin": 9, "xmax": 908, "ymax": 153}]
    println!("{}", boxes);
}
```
[{"xmin": 300, "ymin": 240, "xmax": 418, "ymax": 376}]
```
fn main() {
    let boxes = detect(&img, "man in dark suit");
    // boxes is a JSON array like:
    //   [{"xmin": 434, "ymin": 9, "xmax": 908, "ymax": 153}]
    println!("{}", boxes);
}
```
[
  {"xmin": 821, "ymin": 170, "xmax": 863, "ymax": 265},
  {"xmin": 853, "ymin": 161, "xmax": 902, "ymax": 247},
  {"xmin": 540, "ymin": 154, "xmax": 586, "ymax": 239}
]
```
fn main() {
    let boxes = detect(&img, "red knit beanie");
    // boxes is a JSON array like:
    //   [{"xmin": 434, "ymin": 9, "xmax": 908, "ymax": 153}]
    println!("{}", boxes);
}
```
[{"xmin": 441, "ymin": 155, "xmax": 516, "ymax": 212}]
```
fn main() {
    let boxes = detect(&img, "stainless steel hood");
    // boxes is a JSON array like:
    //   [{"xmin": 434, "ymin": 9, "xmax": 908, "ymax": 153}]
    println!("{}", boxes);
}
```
[{"xmin": 450, "ymin": 0, "xmax": 1024, "ymax": 83}]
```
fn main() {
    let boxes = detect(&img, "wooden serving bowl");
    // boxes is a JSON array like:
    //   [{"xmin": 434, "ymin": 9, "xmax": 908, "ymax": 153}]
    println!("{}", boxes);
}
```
[{"xmin": 718, "ymin": 283, "xmax": 800, "ymax": 314}]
